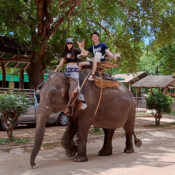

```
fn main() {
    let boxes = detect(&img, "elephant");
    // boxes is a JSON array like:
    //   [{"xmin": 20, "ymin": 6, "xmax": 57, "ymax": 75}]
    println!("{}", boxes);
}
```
[{"xmin": 30, "ymin": 71, "xmax": 142, "ymax": 168}]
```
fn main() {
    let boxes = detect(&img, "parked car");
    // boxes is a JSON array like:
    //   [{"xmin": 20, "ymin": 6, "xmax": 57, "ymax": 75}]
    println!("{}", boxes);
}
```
[
  {"xmin": 0, "ymin": 90, "xmax": 69, "ymax": 131},
  {"xmin": 0, "ymin": 105, "xmax": 69, "ymax": 131}
]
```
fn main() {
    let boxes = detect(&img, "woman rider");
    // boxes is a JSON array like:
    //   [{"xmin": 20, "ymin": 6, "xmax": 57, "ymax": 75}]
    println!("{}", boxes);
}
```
[{"xmin": 54, "ymin": 38, "xmax": 87, "ymax": 114}]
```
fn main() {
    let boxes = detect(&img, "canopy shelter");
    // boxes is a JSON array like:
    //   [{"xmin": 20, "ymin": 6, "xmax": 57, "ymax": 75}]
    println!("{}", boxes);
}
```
[
  {"xmin": 132, "ymin": 75, "xmax": 175, "ymax": 104},
  {"xmin": 112, "ymin": 71, "xmax": 147, "ymax": 90},
  {"xmin": 0, "ymin": 36, "xmax": 31, "ymax": 89},
  {"xmin": 132, "ymin": 75, "xmax": 175, "ymax": 90}
]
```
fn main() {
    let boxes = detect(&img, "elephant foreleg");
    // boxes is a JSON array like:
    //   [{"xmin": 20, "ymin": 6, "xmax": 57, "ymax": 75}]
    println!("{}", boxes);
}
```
[
  {"xmin": 61, "ymin": 118, "xmax": 78, "ymax": 158},
  {"xmin": 73, "ymin": 121, "xmax": 90, "ymax": 162},
  {"xmin": 98, "ymin": 128, "xmax": 115, "ymax": 156}
]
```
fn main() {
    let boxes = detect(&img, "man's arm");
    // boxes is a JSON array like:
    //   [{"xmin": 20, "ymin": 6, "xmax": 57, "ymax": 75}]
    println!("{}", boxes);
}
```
[{"xmin": 105, "ymin": 49, "xmax": 121, "ymax": 61}]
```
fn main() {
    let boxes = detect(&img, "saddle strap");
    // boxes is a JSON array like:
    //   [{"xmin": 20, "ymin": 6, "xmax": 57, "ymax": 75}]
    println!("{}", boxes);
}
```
[{"xmin": 94, "ymin": 78, "xmax": 103, "ymax": 117}]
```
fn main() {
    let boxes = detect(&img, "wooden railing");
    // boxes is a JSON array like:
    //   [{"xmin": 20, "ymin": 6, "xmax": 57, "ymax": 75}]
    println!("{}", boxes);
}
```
[{"xmin": 0, "ymin": 88, "xmax": 35, "ymax": 99}]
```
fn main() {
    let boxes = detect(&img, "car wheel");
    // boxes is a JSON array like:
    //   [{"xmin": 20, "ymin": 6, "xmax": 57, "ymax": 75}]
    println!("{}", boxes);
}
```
[
  {"xmin": 0, "ymin": 120, "xmax": 8, "ymax": 131},
  {"xmin": 58, "ymin": 112, "xmax": 68, "ymax": 126}
]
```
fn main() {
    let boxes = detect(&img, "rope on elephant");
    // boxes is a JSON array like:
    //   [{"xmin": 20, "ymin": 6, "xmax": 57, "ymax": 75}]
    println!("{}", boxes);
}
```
[
  {"xmin": 80, "ymin": 72, "xmax": 91, "ymax": 89},
  {"xmin": 94, "ymin": 81, "xmax": 104, "ymax": 117}
]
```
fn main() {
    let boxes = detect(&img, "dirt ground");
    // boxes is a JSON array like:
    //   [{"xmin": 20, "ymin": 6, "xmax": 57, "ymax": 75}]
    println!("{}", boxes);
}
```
[
  {"xmin": 0, "ymin": 114, "xmax": 175, "ymax": 175},
  {"xmin": 0, "ymin": 113, "xmax": 174, "ymax": 150},
  {"xmin": 0, "ymin": 124, "xmax": 175, "ymax": 175}
]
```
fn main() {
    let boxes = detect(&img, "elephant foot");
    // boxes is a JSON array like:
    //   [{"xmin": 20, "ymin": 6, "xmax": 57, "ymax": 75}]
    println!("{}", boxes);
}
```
[
  {"xmin": 73, "ymin": 154, "xmax": 88, "ymax": 162},
  {"xmin": 98, "ymin": 149, "xmax": 112, "ymax": 156},
  {"xmin": 124, "ymin": 147, "xmax": 134, "ymax": 153},
  {"xmin": 66, "ymin": 147, "xmax": 77, "ymax": 158}
]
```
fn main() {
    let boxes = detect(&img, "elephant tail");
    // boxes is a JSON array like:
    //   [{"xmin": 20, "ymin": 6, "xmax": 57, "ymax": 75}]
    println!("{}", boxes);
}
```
[{"xmin": 133, "ymin": 132, "xmax": 142, "ymax": 148}]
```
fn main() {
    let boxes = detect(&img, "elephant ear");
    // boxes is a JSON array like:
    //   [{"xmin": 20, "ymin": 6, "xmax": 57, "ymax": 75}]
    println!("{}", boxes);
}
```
[{"xmin": 67, "ymin": 77, "xmax": 79, "ymax": 98}]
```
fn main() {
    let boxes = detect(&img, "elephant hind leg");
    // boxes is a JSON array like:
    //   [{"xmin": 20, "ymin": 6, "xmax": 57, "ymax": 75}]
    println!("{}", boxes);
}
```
[
  {"xmin": 123, "ymin": 118, "xmax": 135, "ymax": 153},
  {"xmin": 98, "ymin": 128, "xmax": 115, "ymax": 156}
]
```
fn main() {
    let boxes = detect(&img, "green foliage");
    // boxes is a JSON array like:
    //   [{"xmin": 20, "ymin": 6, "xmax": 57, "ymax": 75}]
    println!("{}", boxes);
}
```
[
  {"xmin": 139, "ymin": 51, "xmax": 162, "ymax": 75},
  {"xmin": 12, "ymin": 137, "xmax": 30, "ymax": 145},
  {"xmin": 89, "ymin": 127, "xmax": 104, "ymax": 135},
  {"xmin": 158, "ymin": 42, "xmax": 175, "ymax": 74},
  {"xmin": 0, "ymin": 138, "xmax": 9, "ymax": 145},
  {"xmin": 148, "ymin": 122, "xmax": 175, "ymax": 128},
  {"xmin": 1, "ymin": 0, "xmax": 175, "ymax": 75},
  {"xmin": 146, "ymin": 89, "xmax": 173, "ymax": 114},
  {"xmin": 0, "ymin": 93, "xmax": 32, "ymax": 141},
  {"xmin": 0, "ymin": 93, "xmax": 32, "ymax": 115},
  {"xmin": 0, "ymin": 137, "xmax": 30, "ymax": 145},
  {"xmin": 169, "ymin": 111, "xmax": 175, "ymax": 115}
]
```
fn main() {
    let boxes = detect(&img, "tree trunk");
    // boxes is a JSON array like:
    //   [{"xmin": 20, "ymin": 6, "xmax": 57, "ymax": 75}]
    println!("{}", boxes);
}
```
[
  {"xmin": 155, "ymin": 112, "xmax": 161, "ymax": 126},
  {"xmin": 19, "ymin": 68, "xmax": 24, "ymax": 89},
  {"xmin": 27, "ymin": 52, "xmax": 45, "ymax": 89},
  {"xmin": 0, "ymin": 62, "xmax": 6, "ymax": 87},
  {"xmin": 7, "ymin": 130, "xmax": 14, "ymax": 142}
]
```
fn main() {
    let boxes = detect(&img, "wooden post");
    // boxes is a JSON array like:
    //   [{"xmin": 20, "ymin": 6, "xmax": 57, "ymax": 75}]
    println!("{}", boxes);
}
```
[
  {"xmin": 136, "ymin": 88, "xmax": 139, "ymax": 111},
  {"xmin": 150, "ymin": 88, "xmax": 152, "ymax": 96},
  {"xmin": 129, "ymin": 82, "xmax": 131, "ymax": 91},
  {"xmin": 0, "ymin": 62, "xmax": 6, "ymax": 87},
  {"xmin": 19, "ymin": 68, "xmax": 24, "ymax": 89}
]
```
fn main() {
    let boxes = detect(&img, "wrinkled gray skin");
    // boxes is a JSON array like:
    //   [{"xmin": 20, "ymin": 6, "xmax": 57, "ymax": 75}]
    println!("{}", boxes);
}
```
[{"xmin": 30, "ymin": 72, "xmax": 142, "ymax": 168}]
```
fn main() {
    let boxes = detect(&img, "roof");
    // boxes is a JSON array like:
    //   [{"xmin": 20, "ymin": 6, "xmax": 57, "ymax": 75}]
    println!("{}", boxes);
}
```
[
  {"xmin": 0, "ymin": 36, "xmax": 31, "ymax": 69},
  {"xmin": 132, "ymin": 75, "xmax": 175, "ymax": 88},
  {"xmin": 112, "ymin": 71, "xmax": 147, "ymax": 83},
  {"xmin": 0, "ymin": 73, "xmax": 49, "ymax": 82}
]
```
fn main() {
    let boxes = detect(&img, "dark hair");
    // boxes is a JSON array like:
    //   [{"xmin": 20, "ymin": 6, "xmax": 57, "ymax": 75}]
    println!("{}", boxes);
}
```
[
  {"xmin": 62, "ymin": 44, "xmax": 75, "ymax": 60},
  {"xmin": 91, "ymin": 32, "xmax": 100, "ymax": 37}
]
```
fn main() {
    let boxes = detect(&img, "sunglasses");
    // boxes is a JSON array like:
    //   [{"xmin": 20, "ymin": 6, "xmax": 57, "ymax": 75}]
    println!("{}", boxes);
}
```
[{"xmin": 67, "ymin": 42, "xmax": 73, "ymax": 44}]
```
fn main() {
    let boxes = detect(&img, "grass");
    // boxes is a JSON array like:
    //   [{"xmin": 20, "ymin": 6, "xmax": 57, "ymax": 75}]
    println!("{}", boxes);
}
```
[
  {"xmin": 41, "ymin": 141, "xmax": 61, "ymax": 150},
  {"xmin": 0, "ymin": 137, "xmax": 30, "ymax": 146},
  {"xmin": 148, "ymin": 122, "xmax": 175, "ymax": 128},
  {"xmin": 136, "ymin": 112, "xmax": 153, "ymax": 117},
  {"xmin": 169, "ymin": 111, "xmax": 175, "ymax": 115},
  {"xmin": 0, "ymin": 138, "xmax": 9, "ymax": 145},
  {"xmin": 89, "ymin": 128, "xmax": 104, "ymax": 135}
]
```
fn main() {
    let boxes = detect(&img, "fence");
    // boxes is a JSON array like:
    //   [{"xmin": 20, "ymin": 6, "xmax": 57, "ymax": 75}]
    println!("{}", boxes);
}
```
[
  {"xmin": 0, "ymin": 88, "xmax": 35, "ymax": 100},
  {"xmin": 134, "ymin": 96, "xmax": 175, "ymax": 112}
]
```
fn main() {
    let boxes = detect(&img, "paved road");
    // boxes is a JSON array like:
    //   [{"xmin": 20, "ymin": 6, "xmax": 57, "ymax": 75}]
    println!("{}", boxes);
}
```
[{"xmin": 0, "ymin": 128, "xmax": 175, "ymax": 175}]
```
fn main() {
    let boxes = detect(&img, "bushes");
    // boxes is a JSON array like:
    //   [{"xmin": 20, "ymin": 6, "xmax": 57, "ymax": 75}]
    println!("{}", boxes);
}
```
[
  {"xmin": 146, "ymin": 90, "xmax": 173, "ymax": 125},
  {"xmin": 0, "ymin": 93, "xmax": 32, "ymax": 141}
]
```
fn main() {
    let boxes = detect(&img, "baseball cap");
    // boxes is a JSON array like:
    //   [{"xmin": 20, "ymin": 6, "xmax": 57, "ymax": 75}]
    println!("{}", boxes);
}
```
[{"xmin": 66, "ymin": 38, "xmax": 73, "ymax": 44}]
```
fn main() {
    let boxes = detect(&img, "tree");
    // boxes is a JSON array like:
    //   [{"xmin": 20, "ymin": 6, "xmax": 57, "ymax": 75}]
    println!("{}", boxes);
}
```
[
  {"xmin": 139, "ymin": 50, "xmax": 162, "ymax": 75},
  {"xmin": 0, "ymin": 93, "xmax": 32, "ymax": 141},
  {"xmin": 146, "ymin": 89, "xmax": 173, "ymax": 126},
  {"xmin": 1, "ymin": 0, "xmax": 175, "ymax": 88},
  {"xmin": 158, "ymin": 42, "xmax": 175, "ymax": 75}
]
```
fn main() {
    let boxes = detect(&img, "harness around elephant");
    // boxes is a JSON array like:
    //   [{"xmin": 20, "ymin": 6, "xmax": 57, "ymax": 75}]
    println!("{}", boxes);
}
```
[{"xmin": 67, "ymin": 61, "xmax": 119, "ymax": 117}]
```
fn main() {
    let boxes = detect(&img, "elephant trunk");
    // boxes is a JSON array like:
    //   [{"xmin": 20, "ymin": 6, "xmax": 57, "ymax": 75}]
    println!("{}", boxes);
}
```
[{"xmin": 30, "ymin": 106, "xmax": 50, "ymax": 168}]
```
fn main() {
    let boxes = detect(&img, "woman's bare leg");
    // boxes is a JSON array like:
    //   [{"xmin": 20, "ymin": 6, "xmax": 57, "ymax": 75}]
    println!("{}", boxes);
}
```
[{"xmin": 79, "ymin": 61, "xmax": 90, "ymax": 71}]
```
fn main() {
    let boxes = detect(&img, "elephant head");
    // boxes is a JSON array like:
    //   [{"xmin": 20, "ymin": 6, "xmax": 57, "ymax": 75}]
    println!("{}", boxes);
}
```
[{"xmin": 30, "ymin": 72, "xmax": 79, "ymax": 168}]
